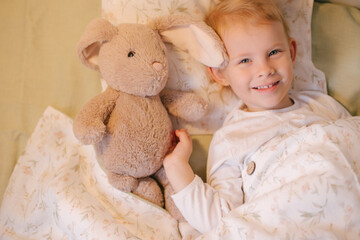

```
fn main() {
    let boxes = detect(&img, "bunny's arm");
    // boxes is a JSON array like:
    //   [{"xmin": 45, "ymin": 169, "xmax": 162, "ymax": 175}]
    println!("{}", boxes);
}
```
[
  {"xmin": 160, "ymin": 88, "xmax": 208, "ymax": 122},
  {"xmin": 73, "ymin": 87, "xmax": 119, "ymax": 144}
]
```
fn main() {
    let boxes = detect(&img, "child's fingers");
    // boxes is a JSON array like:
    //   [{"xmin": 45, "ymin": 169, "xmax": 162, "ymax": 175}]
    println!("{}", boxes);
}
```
[
  {"xmin": 175, "ymin": 128, "xmax": 189, "ymax": 137},
  {"xmin": 175, "ymin": 129, "xmax": 191, "ymax": 141},
  {"xmin": 166, "ymin": 129, "xmax": 193, "ymax": 163},
  {"xmin": 175, "ymin": 129, "xmax": 192, "ymax": 150},
  {"xmin": 171, "ymin": 130, "xmax": 179, "ymax": 144}
]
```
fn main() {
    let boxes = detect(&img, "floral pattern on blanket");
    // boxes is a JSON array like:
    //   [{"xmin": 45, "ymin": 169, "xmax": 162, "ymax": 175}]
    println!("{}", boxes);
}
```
[
  {"xmin": 0, "ymin": 107, "xmax": 181, "ymax": 240},
  {"xmin": 200, "ymin": 118, "xmax": 360, "ymax": 239},
  {"xmin": 1, "ymin": 109, "xmax": 360, "ymax": 240}
]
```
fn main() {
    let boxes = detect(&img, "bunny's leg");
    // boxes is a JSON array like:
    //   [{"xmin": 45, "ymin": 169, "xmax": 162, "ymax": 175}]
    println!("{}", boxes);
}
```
[
  {"xmin": 133, "ymin": 177, "xmax": 164, "ymax": 207},
  {"xmin": 108, "ymin": 172, "xmax": 138, "ymax": 192},
  {"xmin": 108, "ymin": 172, "xmax": 164, "ymax": 207}
]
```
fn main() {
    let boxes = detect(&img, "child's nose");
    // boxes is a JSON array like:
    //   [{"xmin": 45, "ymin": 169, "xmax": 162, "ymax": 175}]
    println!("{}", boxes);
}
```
[{"xmin": 257, "ymin": 61, "xmax": 275, "ymax": 78}]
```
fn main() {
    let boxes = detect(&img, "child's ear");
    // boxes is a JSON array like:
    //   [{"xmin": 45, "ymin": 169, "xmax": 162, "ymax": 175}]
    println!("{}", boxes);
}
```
[
  {"xmin": 289, "ymin": 38, "xmax": 297, "ymax": 64},
  {"xmin": 209, "ymin": 67, "xmax": 230, "ymax": 86}
]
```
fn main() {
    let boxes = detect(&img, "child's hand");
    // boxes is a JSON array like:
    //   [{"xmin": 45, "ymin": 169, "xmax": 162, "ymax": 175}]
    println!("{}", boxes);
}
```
[
  {"xmin": 166, "ymin": 129, "xmax": 193, "ymax": 163},
  {"xmin": 163, "ymin": 129, "xmax": 195, "ymax": 193}
]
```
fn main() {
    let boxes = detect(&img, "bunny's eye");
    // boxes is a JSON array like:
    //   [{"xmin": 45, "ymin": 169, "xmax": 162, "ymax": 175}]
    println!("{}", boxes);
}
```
[{"xmin": 128, "ymin": 51, "xmax": 135, "ymax": 57}]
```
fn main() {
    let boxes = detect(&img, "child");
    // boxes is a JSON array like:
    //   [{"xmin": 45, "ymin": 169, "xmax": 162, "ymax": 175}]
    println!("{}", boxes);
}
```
[{"xmin": 164, "ymin": 0, "xmax": 355, "ymax": 236}]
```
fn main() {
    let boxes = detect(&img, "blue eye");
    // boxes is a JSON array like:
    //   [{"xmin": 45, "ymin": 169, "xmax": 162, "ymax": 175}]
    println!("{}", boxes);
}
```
[
  {"xmin": 240, "ymin": 58, "xmax": 250, "ymax": 64},
  {"xmin": 269, "ymin": 50, "xmax": 279, "ymax": 56}
]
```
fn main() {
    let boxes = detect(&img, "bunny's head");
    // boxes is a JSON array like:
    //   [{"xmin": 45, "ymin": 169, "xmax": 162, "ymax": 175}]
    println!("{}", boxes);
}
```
[{"xmin": 77, "ymin": 14, "xmax": 228, "ymax": 97}]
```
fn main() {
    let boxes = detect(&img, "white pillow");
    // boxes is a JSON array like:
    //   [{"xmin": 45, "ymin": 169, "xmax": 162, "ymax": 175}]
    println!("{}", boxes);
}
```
[
  {"xmin": 101, "ymin": 0, "xmax": 325, "ymax": 134},
  {"xmin": 276, "ymin": 0, "xmax": 326, "ymax": 93}
]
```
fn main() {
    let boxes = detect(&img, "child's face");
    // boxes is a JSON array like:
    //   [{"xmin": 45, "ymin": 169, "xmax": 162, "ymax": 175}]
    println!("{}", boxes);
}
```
[{"xmin": 211, "ymin": 19, "xmax": 296, "ymax": 112}]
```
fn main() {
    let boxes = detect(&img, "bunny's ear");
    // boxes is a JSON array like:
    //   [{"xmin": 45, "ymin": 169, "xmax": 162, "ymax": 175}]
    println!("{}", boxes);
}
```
[
  {"xmin": 77, "ymin": 18, "xmax": 117, "ymax": 71},
  {"xmin": 150, "ymin": 14, "xmax": 228, "ymax": 68}
]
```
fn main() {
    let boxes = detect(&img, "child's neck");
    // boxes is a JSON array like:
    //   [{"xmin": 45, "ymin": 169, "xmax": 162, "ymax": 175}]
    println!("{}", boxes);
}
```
[{"xmin": 243, "ymin": 98, "xmax": 294, "ymax": 112}]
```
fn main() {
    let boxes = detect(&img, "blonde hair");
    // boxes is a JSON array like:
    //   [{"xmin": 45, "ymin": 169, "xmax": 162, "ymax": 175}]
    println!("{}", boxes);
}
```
[{"xmin": 206, "ymin": 0, "xmax": 290, "ymax": 40}]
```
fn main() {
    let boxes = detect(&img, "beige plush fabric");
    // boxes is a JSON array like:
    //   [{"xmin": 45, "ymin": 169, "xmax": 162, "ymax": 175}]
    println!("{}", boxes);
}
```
[{"xmin": 72, "ymin": 15, "xmax": 224, "ymax": 218}]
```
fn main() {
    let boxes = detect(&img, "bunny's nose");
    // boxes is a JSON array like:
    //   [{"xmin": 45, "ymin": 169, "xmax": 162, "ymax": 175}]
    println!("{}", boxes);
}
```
[{"xmin": 152, "ymin": 62, "xmax": 163, "ymax": 72}]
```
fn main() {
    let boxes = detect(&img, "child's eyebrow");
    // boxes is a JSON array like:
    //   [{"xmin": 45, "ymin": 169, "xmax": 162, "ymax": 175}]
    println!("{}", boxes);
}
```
[
  {"xmin": 268, "ymin": 41, "xmax": 288, "ymax": 49},
  {"xmin": 229, "ymin": 50, "xmax": 252, "ymax": 60},
  {"xmin": 229, "ymin": 54, "xmax": 250, "ymax": 63}
]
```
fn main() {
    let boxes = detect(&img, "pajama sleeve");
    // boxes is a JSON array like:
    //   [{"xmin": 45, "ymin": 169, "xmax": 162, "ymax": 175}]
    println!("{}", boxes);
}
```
[{"xmin": 171, "ymin": 131, "xmax": 244, "ymax": 233}]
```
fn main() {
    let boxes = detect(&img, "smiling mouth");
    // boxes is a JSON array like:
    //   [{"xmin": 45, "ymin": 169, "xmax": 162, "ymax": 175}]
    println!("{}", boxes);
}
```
[{"xmin": 252, "ymin": 81, "xmax": 280, "ymax": 90}]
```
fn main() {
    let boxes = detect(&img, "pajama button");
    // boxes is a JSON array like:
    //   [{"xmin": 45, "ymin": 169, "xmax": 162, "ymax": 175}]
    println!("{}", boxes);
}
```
[{"xmin": 247, "ymin": 161, "xmax": 256, "ymax": 175}]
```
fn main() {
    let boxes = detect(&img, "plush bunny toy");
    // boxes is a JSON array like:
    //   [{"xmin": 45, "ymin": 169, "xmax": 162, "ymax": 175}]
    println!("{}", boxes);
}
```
[{"xmin": 73, "ymin": 14, "xmax": 227, "ymax": 221}]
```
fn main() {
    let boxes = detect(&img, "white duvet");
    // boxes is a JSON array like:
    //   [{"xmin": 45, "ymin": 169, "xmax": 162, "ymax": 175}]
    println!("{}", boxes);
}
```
[
  {"xmin": 0, "ymin": 107, "xmax": 181, "ymax": 240},
  {"xmin": 199, "ymin": 116, "xmax": 360, "ymax": 239},
  {"xmin": 0, "ymin": 107, "xmax": 359, "ymax": 239}
]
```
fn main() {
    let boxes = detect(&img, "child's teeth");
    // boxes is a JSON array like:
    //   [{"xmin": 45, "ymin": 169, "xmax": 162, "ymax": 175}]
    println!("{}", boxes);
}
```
[
  {"xmin": 255, "ymin": 81, "xmax": 278, "ymax": 89},
  {"xmin": 258, "ymin": 84, "xmax": 272, "ymax": 89}
]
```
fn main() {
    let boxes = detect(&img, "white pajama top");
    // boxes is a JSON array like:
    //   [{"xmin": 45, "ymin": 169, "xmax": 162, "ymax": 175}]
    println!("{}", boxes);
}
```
[{"xmin": 171, "ymin": 90, "xmax": 359, "ymax": 237}]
